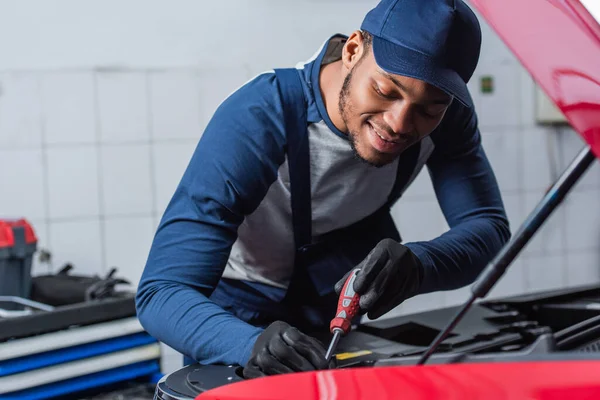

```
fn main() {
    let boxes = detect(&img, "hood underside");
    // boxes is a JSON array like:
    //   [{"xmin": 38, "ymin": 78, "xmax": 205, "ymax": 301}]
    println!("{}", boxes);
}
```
[{"xmin": 469, "ymin": 0, "xmax": 600, "ymax": 159}]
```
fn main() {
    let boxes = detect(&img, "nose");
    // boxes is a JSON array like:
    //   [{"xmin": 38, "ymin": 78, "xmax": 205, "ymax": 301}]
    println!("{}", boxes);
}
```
[{"xmin": 384, "ymin": 102, "xmax": 414, "ymax": 135}]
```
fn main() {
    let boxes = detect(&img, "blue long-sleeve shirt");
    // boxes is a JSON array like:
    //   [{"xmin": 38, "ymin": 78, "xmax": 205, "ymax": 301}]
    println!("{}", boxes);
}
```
[{"xmin": 136, "ymin": 35, "xmax": 510, "ymax": 368}]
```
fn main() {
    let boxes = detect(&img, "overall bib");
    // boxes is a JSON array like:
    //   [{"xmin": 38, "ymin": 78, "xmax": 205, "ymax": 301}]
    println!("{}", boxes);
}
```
[{"xmin": 184, "ymin": 68, "xmax": 423, "ymax": 365}]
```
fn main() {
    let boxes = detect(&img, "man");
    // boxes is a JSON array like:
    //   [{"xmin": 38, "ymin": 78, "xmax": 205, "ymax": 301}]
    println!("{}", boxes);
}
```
[{"xmin": 136, "ymin": 0, "xmax": 510, "ymax": 379}]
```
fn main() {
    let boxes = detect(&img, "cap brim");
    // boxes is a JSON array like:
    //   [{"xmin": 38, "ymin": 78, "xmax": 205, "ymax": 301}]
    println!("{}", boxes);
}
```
[{"xmin": 371, "ymin": 35, "xmax": 473, "ymax": 108}]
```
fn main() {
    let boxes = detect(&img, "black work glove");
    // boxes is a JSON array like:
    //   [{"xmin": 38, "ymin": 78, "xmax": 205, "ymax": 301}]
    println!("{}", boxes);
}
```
[
  {"xmin": 243, "ymin": 321, "xmax": 335, "ymax": 379},
  {"xmin": 335, "ymin": 239, "xmax": 423, "ymax": 320}
]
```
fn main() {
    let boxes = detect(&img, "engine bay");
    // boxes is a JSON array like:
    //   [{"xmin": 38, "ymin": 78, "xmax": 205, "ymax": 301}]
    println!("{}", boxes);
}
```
[{"xmin": 155, "ymin": 282, "xmax": 600, "ymax": 399}]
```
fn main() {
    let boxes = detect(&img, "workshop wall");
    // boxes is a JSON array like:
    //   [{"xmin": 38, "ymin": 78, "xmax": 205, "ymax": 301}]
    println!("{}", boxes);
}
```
[{"xmin": 0, "ymin": 0, "xmax": 599, "ymax": 372}]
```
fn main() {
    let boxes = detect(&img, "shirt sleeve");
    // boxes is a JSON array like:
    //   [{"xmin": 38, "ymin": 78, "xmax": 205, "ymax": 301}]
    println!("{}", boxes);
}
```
[
  {"xmin": 404, "ymin": 102, "xmax": 512, "ymax": 294},
  {"xmin": 135, "ymin": 72, "xmax": 287, "ymax": 367}
]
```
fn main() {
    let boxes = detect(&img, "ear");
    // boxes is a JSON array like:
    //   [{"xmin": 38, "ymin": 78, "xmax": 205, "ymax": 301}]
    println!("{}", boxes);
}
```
[{"xmin": 341, "ymin": 30, "xmax": 367, "ymax": 71}]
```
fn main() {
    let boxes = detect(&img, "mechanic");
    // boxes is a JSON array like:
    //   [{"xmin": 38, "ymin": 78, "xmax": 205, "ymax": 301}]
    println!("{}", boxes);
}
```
[{"xmin": 136, "ymin": 0, "xmax": 511, "ymax": 379}]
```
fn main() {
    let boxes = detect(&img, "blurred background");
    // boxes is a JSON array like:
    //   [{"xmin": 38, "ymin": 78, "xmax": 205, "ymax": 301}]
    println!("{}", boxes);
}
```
[{"xmin": 0, "ymin": 0, "xmax": 598, "ymax": 377}]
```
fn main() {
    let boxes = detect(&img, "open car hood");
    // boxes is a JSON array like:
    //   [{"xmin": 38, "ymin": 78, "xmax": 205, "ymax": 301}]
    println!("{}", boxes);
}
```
[{"xmin": 471, "ymin": 0, "xmax": 600, "ymax": 158}]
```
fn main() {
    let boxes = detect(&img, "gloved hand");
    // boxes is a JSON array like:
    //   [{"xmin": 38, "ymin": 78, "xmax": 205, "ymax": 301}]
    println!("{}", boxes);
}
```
[
  {"xmin": 243, "ymin": 321, "xmax": 335, "ymax": 379},
  {"xmin": 335, "ymin": 239, "xmax": 423, "ymax": 320}
]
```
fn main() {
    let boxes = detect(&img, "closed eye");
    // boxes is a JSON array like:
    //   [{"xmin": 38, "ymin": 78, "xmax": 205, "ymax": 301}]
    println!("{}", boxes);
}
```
[
  {"xmin": 419, "ymin": 109, "xmax": 439, "ymax": 119},
  {"xmin": 374, "ymin": 85, "xmax": 396, "ymax": 100},
  {"xmin": 419, "ymin": 105, "xmax": 446, "ymax": 119}
]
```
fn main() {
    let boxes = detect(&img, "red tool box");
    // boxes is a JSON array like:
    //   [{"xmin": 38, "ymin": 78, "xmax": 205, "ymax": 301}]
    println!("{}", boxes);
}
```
[{"xmin": 0, "ymin": 219, "xmax": 38, "ymax": 299}]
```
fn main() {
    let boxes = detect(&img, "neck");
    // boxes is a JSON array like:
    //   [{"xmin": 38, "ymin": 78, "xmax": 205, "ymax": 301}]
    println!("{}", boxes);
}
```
[{"xmin": 318, "ymin": 60, "xmax": 348, "ymax": 134}]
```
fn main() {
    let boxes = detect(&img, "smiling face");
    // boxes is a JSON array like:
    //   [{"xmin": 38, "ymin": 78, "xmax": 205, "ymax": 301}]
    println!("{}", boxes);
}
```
[{"xmin": 337, "ymin": 31, "xmax": 453, "ymax": 167}]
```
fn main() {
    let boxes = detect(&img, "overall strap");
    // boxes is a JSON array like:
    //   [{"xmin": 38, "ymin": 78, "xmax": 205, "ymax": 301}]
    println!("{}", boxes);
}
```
[{"xmin": 274, "ymin": 68, "xmax": 311, "ymax": 249}]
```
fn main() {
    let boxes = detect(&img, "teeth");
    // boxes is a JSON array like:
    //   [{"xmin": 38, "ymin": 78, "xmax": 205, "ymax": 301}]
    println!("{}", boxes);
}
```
[
  {"xmin": 376, "ymin": 131, "xmax": 395, "ymax": 143},
  {"xmin": 371, "ymin": 123, "xmax": 399, "ymax": 144}
]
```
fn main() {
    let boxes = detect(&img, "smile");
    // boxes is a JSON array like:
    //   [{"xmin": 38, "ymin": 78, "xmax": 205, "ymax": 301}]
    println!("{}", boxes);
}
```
[
  {"xmin": 375, "ymin": 131, "xmax": 398, "ymax": 144},
  {"xmin": 370, "ymin": 123, "xmax": 400, "ymax": 144},
  {"xmin": 367, "ymin": 123, "xmax": 403, "ymax": 154}
]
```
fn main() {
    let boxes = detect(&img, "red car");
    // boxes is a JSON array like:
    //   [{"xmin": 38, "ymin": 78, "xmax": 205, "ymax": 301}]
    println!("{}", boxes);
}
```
[{"xmin": 156, "ymin": 0, "xmax": 600, "ymax": 398}]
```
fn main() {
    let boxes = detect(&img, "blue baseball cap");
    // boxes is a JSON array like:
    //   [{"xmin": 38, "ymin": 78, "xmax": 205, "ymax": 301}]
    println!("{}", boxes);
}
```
[{"xmin": 361, "ymin": 0, "xmax": 481, "ymax": 107}]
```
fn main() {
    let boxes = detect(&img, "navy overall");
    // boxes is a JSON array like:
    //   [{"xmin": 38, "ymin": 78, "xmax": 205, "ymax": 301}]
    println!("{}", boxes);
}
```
[{"xmin": 184, "ymin": 68, "xmax": 422, "ymax": 366}]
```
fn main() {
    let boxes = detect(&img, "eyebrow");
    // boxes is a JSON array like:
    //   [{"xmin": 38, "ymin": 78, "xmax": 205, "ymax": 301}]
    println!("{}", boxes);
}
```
[{"xmin": 377, "ymin": 70, "xmax": 453, "ymax": 105}]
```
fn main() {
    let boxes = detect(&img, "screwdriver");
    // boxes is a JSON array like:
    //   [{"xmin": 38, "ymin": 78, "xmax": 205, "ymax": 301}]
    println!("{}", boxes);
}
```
[{"xmin": 324, "ymin": 268, "xmax": 361, "ymax": 362}]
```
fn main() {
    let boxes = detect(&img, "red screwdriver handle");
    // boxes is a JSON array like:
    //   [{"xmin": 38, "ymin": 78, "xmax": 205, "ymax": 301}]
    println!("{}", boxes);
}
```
[{"xmin": 330, "ymin": 268, "xmax": 361, "ymax": 335}]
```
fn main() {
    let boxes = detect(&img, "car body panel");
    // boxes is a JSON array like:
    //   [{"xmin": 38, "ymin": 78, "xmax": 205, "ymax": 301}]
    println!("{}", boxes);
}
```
[
  {"xmin": 197, "ymin": 361, "xmax": 600, "ymax": 400},
  {"xmin": 471, "ymin": 0, "xmax": 600, "ymax": 158}
]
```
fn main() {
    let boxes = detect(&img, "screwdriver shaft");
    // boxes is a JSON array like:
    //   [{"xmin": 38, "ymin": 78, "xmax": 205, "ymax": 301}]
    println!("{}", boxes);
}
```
[{"xmin": 325, "ymin": 329, "xmax": 342, "ymax": 362}]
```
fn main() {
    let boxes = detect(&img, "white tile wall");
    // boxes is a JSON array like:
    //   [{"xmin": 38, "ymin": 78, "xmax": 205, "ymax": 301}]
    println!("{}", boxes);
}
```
[
  {"xmin": 522, "ymin": 191, "xmax": 566, "ymax": 256},
  {"xmin": 480, "ymin": 129, "xmax": 522, "ymax": 193},
  {"xmin": 566, "ymin": 251, "xmax": 600, "ymax": 287},
  {"xmin": 564, "ymin": 189, "xmax": 600, "ymax": 252},
  {"xmin": 197, "ymin": 68, "xmax": 251, "ymax": 129},
  {"xmin": 151, "ymin": 140, "xmax": 197, "ymax": 215},
  {"xmin": 46, "ymin": 146, "xmax": 100, "ymax": 219},
  {"xmin": 103, "ymin": 216, "xmax": 155, "ymax": 287},
  {"xmin": 525, "ymin": 254, "xmax": 567, "ymax": 293},
  {"xmin": 0, "ymin": 6, "xmax": 599, "ymax": 354},
  {"xmin": 399, "ymin": 168, "xmax": 436, "ymax": 200},
  {"xmin": 0, "ymin": 73, "xmax": 42, "ymax": 149},
  {"xmin": 488, "ymin": 259, "xmax": 528, "ymax": 299},
  {"xmin": 392, "ymin": 198, "xmax": 448, "ymax": 243},
  {"xmin": 522, "ymin": 127, "xmax": 558, "ymax": 192},
  {"xmin": 149, "ymin": 71, "xmax": 202, "ymax": 141},
  {"xmin": 501, "ymin": 192, "xmax": 526, "ymax": 234},
  {"xmin": 0, "ymin": 149, "xmax": 46, "ymax": 220},
  {"xmin": 100, "ymin": 144, "xmax": 153, "ymax": 216},
  {"xmin": 518, "ymin": 69, "xmax": 537, "ymax": 127},
  {"xmin": 41, "ymin": 72, "xmax": 96, "ymax": 145},
  {"xmin": 96, "ymin": 72, "xmax": 149, "ymax": 144},
  {"xmin": 48, "ymin": 218, "xmax": 104, "ymax": 276},
  {"xmin": 559, "ymin": 131, "xmax": 600, "ymax": 191},
  {"xmin": 160, "ymin": 343, "xmax": 183, "ymax": 374},
  {"xmin": 474, "ymin": 64, "xmax": 521, "ymax": 130}
]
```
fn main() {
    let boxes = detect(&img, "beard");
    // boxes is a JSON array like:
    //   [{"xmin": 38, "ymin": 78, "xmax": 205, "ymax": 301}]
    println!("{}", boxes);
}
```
[{"xmin": 338, "ymin": 66, "xmax": 389, "ymax": 168}]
